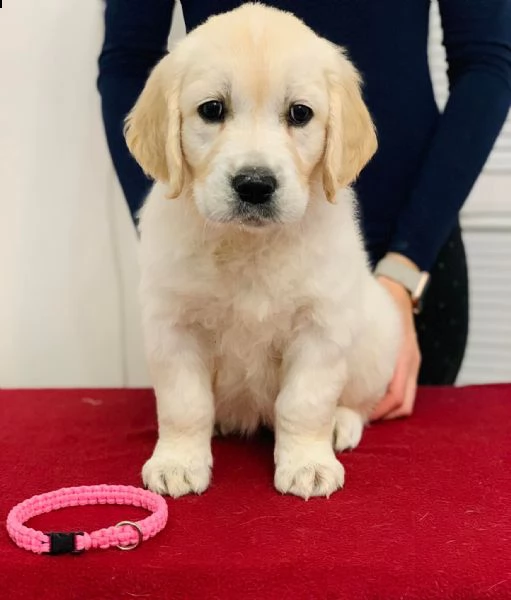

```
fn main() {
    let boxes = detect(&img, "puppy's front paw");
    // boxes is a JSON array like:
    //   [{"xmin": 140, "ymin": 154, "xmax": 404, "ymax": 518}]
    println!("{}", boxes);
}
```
[
  {"xmin": 274, "ymin": 444, "xmax": 345, "ymax": 499},
  {"xmin": 334, "ymin": 407, "xmax": 364, "ymax": 452},
  {"xmin": 142, "ymin": 443, "xmax": 212, "ymax": 498}
]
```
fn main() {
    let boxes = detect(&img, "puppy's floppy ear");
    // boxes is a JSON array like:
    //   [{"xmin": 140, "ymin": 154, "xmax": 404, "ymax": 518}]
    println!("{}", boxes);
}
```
[
  {"xmin": 323, "ymin": 48, "xmax": 377, "ymax": 202},
  {"xmin": 124, "ymin": 56, "xmax": 184, "ymax": 198}
]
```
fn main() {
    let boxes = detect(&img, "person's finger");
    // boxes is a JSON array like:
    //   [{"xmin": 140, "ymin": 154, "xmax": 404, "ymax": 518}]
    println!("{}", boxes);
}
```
[
  {"xmin": 384, "ymin": 375, "xmax": 417, "ymax": 419},
  {"xmin": 383, "ymin": 346, "xmax": 420, "ymax": 419},
  {"xmin": 370, "ymin": 391, "xmax": 400, "ymax": 421},
  {"xmin": 370, "ymin": 355, "xmax": 408, "ymax": 421}
]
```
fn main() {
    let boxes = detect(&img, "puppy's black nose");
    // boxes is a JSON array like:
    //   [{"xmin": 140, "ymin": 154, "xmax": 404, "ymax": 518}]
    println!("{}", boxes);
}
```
[{"xmin": 232, "ymin": 167, "xmax": 277, "ymax": 205}]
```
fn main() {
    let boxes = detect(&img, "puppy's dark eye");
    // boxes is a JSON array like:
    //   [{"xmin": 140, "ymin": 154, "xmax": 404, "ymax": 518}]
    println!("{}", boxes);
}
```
[
  {"xmin": 288, "ymin": 103, "xmax": 313, "ymax": 127},
  {"xmin": 198, "ymin": 100, "xmax": 226, "ymax": 123}
]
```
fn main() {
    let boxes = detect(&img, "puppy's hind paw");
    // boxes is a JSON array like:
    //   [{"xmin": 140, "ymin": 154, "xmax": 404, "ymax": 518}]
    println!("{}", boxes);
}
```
[{"xmin": 334, "ymin": 407, "xmax": 364, "ymax": 452}]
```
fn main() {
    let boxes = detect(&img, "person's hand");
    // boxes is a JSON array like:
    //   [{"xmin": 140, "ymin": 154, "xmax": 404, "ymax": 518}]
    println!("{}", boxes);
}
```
[{"xmin": 370, "ymin": 256, "xmax": 421, "ymax": 421}]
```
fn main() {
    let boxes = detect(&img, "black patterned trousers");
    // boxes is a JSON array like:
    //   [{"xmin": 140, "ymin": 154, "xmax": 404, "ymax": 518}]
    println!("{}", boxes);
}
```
[{"xmin": 416, "ymin": 224, "xmax": 469, "ymax": 385}]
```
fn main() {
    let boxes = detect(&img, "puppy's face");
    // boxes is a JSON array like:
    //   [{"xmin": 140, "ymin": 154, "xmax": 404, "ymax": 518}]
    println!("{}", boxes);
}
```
[
  {"xmin": 126, "ymin": 4, "xmax": 377, "ymax": 229},
  {"xmin": 179, "ymin": 42, "xmax": 329, "ymax": 228}
]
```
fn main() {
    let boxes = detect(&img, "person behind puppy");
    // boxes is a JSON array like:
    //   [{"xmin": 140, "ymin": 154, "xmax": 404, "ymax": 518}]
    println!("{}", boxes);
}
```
[{"xmin": 97, "ymin": 0, "xmax": 511, "ymax": 420}]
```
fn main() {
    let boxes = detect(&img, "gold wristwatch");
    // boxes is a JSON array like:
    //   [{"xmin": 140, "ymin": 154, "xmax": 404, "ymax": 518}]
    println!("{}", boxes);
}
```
[{"xmin": 375, "ymin": 256, "xmax": 430, "ymax": 314}]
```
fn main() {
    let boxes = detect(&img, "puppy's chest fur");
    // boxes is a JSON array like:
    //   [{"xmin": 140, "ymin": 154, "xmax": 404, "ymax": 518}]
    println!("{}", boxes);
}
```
[{"xmin": 181, "ymin": 236, "xmax": 313, "ymax": 433}]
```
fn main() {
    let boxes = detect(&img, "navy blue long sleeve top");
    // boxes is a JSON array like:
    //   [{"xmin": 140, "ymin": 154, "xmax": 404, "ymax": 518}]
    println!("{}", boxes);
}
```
[{"xmin": 98, "ymin": 0, "xmax": 511, "ymax": 270}]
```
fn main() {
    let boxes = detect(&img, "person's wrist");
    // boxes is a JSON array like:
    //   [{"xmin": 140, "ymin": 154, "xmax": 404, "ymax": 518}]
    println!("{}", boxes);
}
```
[
  {"xmin": 377, "ymin": 275, "xmax": 413, "ymax": 310},
  {"xmin": 376, "ymin": 252, "xmax": 421, "ymax": 311}
]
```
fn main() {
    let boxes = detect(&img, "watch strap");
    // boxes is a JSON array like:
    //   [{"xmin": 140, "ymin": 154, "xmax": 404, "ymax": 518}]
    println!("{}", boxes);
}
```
[{"xmin": 374, "ymin": 257, "xmax": 430, "ymax": 314}]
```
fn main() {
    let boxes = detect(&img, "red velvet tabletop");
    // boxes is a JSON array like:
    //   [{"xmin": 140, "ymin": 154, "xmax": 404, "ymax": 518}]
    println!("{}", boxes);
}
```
[{"xmin": 1, "ymin": 386, "xmax": 510, "ymax": 600}]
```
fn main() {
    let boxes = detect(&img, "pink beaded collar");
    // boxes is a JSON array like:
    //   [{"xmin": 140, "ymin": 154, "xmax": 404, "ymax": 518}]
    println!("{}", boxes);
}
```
[{"xmin": 6, "ymin": 485, "xmax": 168, "ymax": 555}]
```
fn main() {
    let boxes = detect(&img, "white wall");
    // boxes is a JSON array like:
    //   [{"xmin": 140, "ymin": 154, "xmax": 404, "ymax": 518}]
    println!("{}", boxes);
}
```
[
  {"xmin": 458, "ymin": 177, "xmax": 511, "ymax": 384},
  {"xmin": 0, "ymin": 1, "xmax": 509, "ymax": 388}
]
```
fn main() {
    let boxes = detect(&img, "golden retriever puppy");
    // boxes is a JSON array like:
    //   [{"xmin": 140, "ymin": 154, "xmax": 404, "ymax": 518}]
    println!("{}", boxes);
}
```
[{"xmin": 125, "ymin": 3, "xmax": 401, "ymax": 499}]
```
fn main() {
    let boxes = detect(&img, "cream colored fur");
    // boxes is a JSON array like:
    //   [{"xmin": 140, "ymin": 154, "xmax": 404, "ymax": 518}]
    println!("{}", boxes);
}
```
[{"xmin": 126, "ymin": 4, "xmax": 401, "ymax": 499}]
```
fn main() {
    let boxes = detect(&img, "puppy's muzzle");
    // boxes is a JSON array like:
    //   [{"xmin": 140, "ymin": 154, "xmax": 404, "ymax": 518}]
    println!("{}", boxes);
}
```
[{"xmin": 232, "ymin": 167, "xmax": 277, "ymax": 205}]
